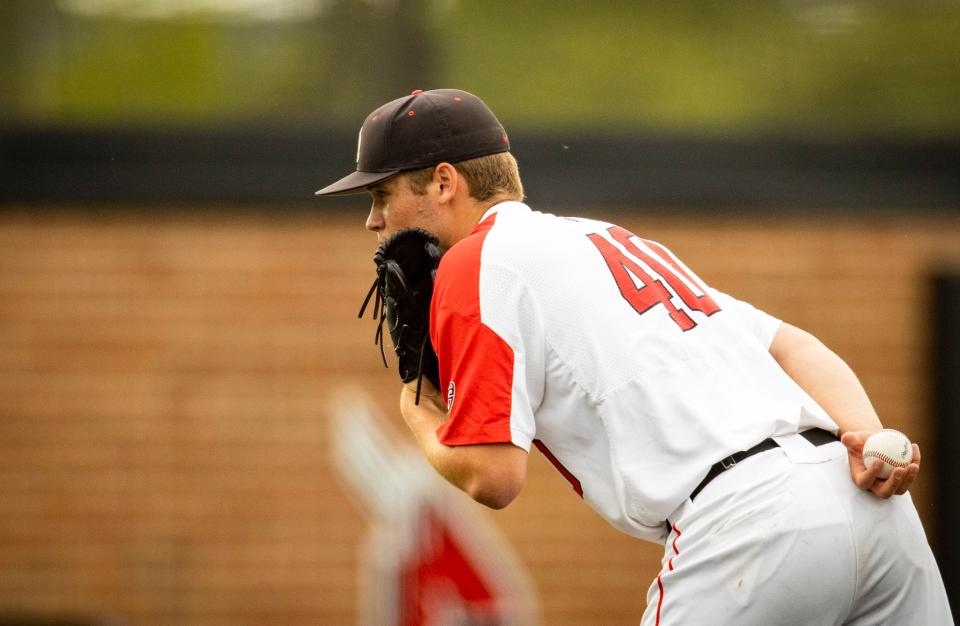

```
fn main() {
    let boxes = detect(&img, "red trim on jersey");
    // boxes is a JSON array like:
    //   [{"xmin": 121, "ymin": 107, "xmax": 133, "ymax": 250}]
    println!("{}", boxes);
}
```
[
  {"xmin": 432, "ymin": 214, "xmax": 515, "ymax": 446},
  {"xmin": 533, "ymin": 439, "xmax": 583, "ymax": 497}
]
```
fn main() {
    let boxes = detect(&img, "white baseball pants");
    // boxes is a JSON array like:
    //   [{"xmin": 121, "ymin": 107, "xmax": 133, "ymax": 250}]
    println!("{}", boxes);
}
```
[{"xmin": 643, "ymin": 432, "xmax": 953, "ymax": 625}]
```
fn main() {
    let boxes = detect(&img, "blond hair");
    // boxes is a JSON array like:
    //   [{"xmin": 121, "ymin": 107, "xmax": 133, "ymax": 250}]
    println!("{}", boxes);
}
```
[{"xmin": 403, "ymin": 152, "xmax": 524, "ymax": 202}]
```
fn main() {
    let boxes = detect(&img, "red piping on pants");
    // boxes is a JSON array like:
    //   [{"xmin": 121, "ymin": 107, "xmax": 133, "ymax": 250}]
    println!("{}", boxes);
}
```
[{"xmin": 656, "ymin": 523, "xmax": 682, "ymax": 625}]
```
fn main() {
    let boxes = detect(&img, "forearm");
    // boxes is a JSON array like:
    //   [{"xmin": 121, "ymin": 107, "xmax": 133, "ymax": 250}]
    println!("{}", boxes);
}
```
[
  {"xmin": 399, "ymin": 384, "xmax": 467, "ymax": 485},
  {"xmin": 770, "ymin": 323, "xmax": 883, "ymax": 435},
  {"xmin": 399, "ymin": 383, "xmax": 526, "ymax": 508}
]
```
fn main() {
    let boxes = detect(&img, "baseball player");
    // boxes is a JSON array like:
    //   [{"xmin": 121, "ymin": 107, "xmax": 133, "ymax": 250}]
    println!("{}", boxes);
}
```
[{"xmin": 316, "ymin": 89, "xmax": 952, "ymax": 624}]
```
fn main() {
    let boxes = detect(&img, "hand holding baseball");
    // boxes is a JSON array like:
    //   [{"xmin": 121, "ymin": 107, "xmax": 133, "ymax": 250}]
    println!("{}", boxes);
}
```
[{"xmin": 841, "ymin": 429, "xmax": 921, "ymax": 498}]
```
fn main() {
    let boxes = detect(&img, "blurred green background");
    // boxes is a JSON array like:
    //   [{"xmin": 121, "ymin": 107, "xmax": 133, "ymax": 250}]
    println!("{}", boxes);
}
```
[{"xmin": 3, "ymin": 0, "xmax": 959, "ymax": 137}]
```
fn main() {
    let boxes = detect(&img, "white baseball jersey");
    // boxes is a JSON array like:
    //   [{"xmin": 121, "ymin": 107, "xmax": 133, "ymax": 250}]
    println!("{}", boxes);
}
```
[{"xmin": 430, "ymin": 201, "xmax": 838, "ymax": 543}]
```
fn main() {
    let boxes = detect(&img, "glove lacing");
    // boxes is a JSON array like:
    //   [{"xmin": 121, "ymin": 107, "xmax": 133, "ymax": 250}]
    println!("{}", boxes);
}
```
[
  {"xmin": 358, "ymin": 271, "xmax": 387, "ymax": 367},
  {"xmin": 358, "ymin": 269, "xmax": 431, "ymax": 405}
]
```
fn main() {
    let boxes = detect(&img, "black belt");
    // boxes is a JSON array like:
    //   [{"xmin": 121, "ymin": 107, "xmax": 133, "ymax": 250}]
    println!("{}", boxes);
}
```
[{"xmin": 689, "ymin": 428, "xmax": 839, "ymax": 501}]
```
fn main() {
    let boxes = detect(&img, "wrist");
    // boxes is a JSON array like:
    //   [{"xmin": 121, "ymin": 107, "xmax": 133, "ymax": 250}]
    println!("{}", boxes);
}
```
[{"xmin": 402, "ymin": 379, "xmax": 443, "ymax": 409}]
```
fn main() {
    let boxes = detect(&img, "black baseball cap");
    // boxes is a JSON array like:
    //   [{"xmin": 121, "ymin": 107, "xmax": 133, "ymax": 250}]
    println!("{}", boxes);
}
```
[{"xmin": 315, "ymin": 88, "xmax": 511, "ymax": 196}]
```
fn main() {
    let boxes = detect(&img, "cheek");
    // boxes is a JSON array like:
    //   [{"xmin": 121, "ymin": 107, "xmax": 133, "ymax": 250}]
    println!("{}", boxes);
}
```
[
  {"xmin": 395, "ymin": 198, "xmax": 425, "ymax": 225},
  {"xmin": 379, "ymin": 201, "xmax": 410, "ymax": 232},
  {"xmin": 415, "ymin": 196, "xmax": 440, "ymax": 221}
]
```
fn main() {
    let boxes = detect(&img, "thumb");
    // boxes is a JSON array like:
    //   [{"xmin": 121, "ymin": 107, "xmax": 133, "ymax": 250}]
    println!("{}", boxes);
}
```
[{"xmin": 841, "ymin": 431, "xmax": 869, "ymax": 452}]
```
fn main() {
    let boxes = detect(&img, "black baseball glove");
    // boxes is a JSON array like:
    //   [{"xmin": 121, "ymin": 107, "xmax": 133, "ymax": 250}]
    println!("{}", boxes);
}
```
[{"xmin": 358, "ymin": 228, "xmax": 444, "ymax": 404}]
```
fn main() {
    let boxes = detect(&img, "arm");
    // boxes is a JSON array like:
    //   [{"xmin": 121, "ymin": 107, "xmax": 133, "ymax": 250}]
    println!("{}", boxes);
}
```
[
  {"xmin": 399, "ymin": 381, "xmax": 528, "ymax": 509},
  {"xmin": 769, "ymin": 322, "xmax": 883, "ymax": 434},
  {"xmin": 769, "ymin": 322, "xmax": 920, "ymax": 498}
]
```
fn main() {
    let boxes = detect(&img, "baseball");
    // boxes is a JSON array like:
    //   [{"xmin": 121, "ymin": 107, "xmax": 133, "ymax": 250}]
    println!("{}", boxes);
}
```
[{"xmin": 862, "ymin": 429, "xmax": 913, "ymax": 479}]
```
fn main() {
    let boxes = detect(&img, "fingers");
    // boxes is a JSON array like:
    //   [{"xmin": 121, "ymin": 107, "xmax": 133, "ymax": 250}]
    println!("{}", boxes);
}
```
[
  {"xmin": 854, "ymin": 457, "xmax": 884, "ymax": 490},
  {"xmin": 870, "ymin": 442, "xmax": 922, "ymax": 497},
  {"xmin": 891, "ymin": 444, "xmax": 923, "ymax": 496},
  {"xmin": 871, "ymin": 463, "xmax": 918, "ymax": 498},
  {"xmin": 874, "ymin": 465, "xmax": 902, "ymax": 498},
  {"xmin": 842, "ymin": 430, "xmax": 923, "ymax": 499},
  {"xmin": 894, "ymin": 463, "xmax": 920, "ymax": 496},
  {"xmin": 844, "ymin": 430, "xmax": 879, "ymax": 491}
]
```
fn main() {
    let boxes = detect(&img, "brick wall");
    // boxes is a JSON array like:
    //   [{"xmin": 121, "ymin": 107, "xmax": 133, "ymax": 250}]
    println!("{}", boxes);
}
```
[{"xmin": 1, "ymin": 209, "xmax": 957, "ymax": 626}]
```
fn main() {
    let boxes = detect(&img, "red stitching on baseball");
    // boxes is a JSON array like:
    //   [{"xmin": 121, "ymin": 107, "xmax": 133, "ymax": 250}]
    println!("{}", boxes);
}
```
[{"xmin": 865, "ymin": 452, "xmax": 909, "ymax": 467}]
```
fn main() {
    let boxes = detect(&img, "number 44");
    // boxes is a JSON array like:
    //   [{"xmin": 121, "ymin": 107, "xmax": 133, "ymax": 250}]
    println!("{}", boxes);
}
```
[{"xmin": 587, "ymin": 226, "xmax": 721, "ymax": 331}]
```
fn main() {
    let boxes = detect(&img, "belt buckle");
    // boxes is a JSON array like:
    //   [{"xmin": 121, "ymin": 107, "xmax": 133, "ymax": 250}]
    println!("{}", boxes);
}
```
[{"xmin": 720, "ymin": 455, "xmax": 737, "ymax": 470}]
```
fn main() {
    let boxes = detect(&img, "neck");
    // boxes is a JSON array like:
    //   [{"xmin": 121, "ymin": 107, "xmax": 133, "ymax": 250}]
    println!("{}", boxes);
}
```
[
  {"xmin": 471, "ymin": 193, "xmax": 515, "ymax": 223},
  {"xmin": 443, "ymin": 193, "xmax": 516, "ymax": 249}
]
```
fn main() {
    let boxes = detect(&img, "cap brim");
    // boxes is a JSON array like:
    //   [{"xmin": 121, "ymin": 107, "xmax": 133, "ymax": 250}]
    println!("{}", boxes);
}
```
[{"xmin": 314, "ymin": 169, "xmax": 400, "ymax": 196}]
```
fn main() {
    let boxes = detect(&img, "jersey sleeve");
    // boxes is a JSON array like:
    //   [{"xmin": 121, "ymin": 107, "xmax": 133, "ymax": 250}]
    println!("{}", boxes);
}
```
[
  {"xmin": 710, "ymin": 289, "xmax": 782, "ymax": 349},
  {"xmin": 430, "ymin": 229, "xmax": 542, "ymax": 452}
]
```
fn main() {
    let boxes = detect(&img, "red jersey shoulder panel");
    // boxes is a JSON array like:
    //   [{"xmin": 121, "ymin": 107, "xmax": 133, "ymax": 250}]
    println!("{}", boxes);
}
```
[
  {"xmin": 433, "ymin": 215, "xmax": 496, "ymax": 320},
  {"xmin": 431, "ymin": 214, "xmax": 516, "ymax": 446}
]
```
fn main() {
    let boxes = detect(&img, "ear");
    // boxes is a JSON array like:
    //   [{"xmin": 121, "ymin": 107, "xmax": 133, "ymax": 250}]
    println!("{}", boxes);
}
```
[{"xmin": 433, "ymin": 162, "xmax": 459, "ymax": 204}]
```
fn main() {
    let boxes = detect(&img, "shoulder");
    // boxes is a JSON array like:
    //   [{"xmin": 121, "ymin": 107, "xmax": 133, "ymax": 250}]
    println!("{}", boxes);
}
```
[
  {"xmin": 435, "ymin": 216, "xmax": 492, "ymax": 291},
  {"xmin": 433, "ymin": 203, "xmax": 540, "ymax": 317},
  {"xmin": 437, "ymin": 202, "xmax": 527, "ymax": 282},
  {"xmin": 436, "ymin": 202, "xmax": 609, "ymax": 293}
]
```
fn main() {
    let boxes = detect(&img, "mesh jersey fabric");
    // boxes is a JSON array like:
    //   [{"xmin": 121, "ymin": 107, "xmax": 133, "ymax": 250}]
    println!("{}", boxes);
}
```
[{"xmin": 429, "ymin": 201, "xmax": 838, "ymax": 542}]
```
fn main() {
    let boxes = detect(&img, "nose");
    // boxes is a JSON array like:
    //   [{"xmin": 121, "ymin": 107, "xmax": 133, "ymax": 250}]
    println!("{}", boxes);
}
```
[{"xmin": 365, "ymin": 205, "xmax": 384, "ymax": 233}]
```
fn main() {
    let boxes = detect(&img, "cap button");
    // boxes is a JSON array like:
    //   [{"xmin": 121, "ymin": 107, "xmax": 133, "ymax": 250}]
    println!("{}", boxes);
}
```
[{"xmin": 410, "ymin": 89, "xmax": 424, "ymax": 95}]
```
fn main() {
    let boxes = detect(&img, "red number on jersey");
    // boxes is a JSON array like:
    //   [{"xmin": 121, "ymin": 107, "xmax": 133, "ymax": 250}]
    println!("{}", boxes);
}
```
[{"xmin": 587, "ymin": 226, "xmax": 721, "ymax": 331}]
